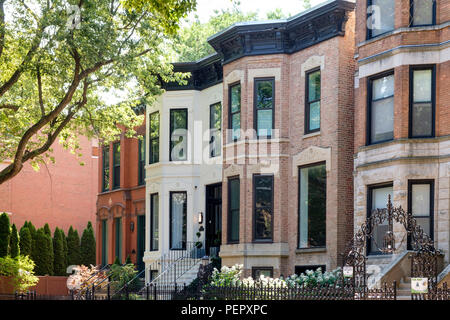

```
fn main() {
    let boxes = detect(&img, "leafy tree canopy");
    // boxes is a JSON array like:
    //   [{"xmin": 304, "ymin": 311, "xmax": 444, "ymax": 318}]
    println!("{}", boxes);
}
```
[{"xmin": 0, "ymin": 0, "xmax": 195, "ymax": 185}]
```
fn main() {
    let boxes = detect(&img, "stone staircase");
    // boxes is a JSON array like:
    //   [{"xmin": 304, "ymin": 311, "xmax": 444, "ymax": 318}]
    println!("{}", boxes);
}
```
[
  {"xmin": 366, "ymin": 255, "xmax": 399, "ymax": 288},
  {"xmin": 396, "ymin": 277, "xmax": 412, "ymax": 300},
  {"xmin": 152, "ymin": 259, "xmax": 202, "ymax": 286}
]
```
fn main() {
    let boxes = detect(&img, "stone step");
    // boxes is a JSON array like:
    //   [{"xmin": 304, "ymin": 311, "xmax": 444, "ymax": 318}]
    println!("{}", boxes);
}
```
[
  {"xmin": 397, "ymin": 295, "xmax": 411, "ymax": 300},
  {"xmin": 398, "ymin": 282, "xmax": 411, "ymax": 289}
]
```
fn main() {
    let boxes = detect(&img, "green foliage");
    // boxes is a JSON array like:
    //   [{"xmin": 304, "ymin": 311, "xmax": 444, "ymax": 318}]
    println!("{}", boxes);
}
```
[
  {"xmin": 61, "ymin": 230, "xmax": 68, "ymax": 267},
  {"xmin": 43, "ymin": 223, "xmax": 51, "ymax": 237},
  {"xmin": 53, "ymin": 228, "xmax": 66, "ymax": 276},
  {"xmin": 80, "ymin": 222, "xmax": 96, "ymax": 267},
  {"xmin": 113, "ymin": 256, "xmax": 121, "ymax": 266},
  {"xmin": 0, "ymin": 255, "xmax": 39, "ymax": 293},
  {"xmin": 110, "ymin": 263, "xmax": 139, "ymax": 292},
  {"xmin": 0, "ymin": 0, "xmax": 193, "ymax": 185},
  {"xmin": 9, "ymin": 224, "xmax": 19, "ymax": 258},
  {"xmin": 33, "ymin": 229, "xmax": 53, "ymax": 276},
  {"xmin": 125, "ymin": 255, "xmax": 132, "ymax": 265},
  {"xmin": 67, "ymin": 226, "xmax": 81, "ymax": 266},
  {"xmin": 0, "ymin": 213, "xmax": 10, "ymax": 257},
  {"xmin": 19, "ymin": 226, "xmax": 32, "ymax": 257}
]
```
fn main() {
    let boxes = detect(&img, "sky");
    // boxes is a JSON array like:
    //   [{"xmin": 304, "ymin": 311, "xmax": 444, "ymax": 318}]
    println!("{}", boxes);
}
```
[{"xmin": 189, "ymin": 0, "xmax": 329, "ymax": 22}]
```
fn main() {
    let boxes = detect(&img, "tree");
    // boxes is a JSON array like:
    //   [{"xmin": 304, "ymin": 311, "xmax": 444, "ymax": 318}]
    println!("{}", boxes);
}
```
[
  {"xmin": 61, "ymin": 230, "xmax": 68, "ymax": 268},
  {"xmin": 33, "ymin": 228, "xmax": 53, "ymax": 276},
  {"xmin": 0, "ymin": 213, "xmax": 10, "ymax": 257},
  {"xmin": 80, "ymin": 222, "xmax": 96, "ymax": 266},
  {"xmin": 0, "ymin": 0, "xmax": 195, "ymax": 185},
  {"xmin": 9, "ymin": 223, "xmax": 19, "ymax": 258},
  {"xmin": 53, "ymin": 228, "xmax": 66, "ymax": 276},
  {"xmin": 171, "ymin": 0, "xmax": 290, "ymax": 62},
  {"xmin": 301, "ymin": 0, "xmax": 312, "ymax": 10},
  {"xmin": 19, "ymin": 226, "xmax": 32, "ymax": 257},
  {"xmin": 67, "ymin": 226, "xmax": 81, "ymax": 266},
  {"xmin": 43, "ymin": 223, "xmax": 54, "ymax": 268}
]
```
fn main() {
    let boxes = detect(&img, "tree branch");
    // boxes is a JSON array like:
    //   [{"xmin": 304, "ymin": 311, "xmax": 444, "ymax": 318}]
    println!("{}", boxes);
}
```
[
  {"xmin": 0, "ymin": 104, "xmax": 19, "ymax": 111},
  {"xmin": 37, "ymin": 66, "xmax": 45, "ymax": 116}
]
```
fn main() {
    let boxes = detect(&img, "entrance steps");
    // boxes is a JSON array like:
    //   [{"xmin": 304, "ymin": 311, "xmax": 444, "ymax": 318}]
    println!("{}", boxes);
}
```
[
  {"xmin": 396, "ymin": 277, "xmax": 412, "ymax": 300},
  {"xmin": 366, "ymin": 254, "xmax": 400, "ymax": 288}
]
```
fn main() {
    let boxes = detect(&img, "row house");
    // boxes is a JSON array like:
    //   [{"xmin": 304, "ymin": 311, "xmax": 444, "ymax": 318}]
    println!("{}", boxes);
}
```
[
  {"xmin": 353, "ymin": 0, "xmax": 450, "ymax": 283},
  {"xmin": 143, "ymin": 0, "xmax": 356, "ymax": 280},
  {"xmin": 96, "ymin": 106, "xmax": 146, "ymax": 271}
]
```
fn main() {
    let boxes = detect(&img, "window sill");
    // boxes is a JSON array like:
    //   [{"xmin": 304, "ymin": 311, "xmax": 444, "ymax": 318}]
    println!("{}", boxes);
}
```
[
  {"xmin": 296, "ymin": 247, "xmax": 327, "ymax": 254},
  {"xmin": 303, "ymin": 131, "xmax": 320, "ymax": 140}
]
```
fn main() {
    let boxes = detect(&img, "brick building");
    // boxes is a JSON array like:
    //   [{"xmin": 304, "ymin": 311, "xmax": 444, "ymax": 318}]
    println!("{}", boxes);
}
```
[
  {"xmin": 0, "ymin": 136, "xmax": 98, "ymax": 235},
  {"xmin": 96, "ymin": 108, "xmax": 146, "ymax": 271},
  {"xmin": 353, "ymin": 0, "xmax": 450, "ymax": 285}
]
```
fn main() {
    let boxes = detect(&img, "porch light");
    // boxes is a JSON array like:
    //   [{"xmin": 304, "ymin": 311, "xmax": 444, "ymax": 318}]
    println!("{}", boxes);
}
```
[{"xmin": 198, "ymin": 212, "xmax": 203, "ymax": 224}]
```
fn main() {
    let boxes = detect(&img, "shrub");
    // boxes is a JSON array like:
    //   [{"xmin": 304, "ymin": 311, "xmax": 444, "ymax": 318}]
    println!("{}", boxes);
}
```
[
  {"xmin": 0, "ymin": 255, "xmax": 39, "ymax": 293},
  {"xmin": 285, "ymin": 267, "xmax": 342, "ymax": 288},
  {"xmin": 110, "ymin": 263, "xmax": 139, "ymax": 293},
  {"xmin": 33, "ymin": 229, "xmax": 53, "ymax": 276},
  {"xmin": 67, "ymin": 265, "xmax": 107, "ymax": 294},
  {"xmin": 80, "ymin": 222, "xmax": 96, "ymax": 266},
  {"xmin": 67, "ymin": 226, "xmax": 81, "ymax": 266},
  {"xmin": 19, "ymin": 227, "xmax": 32, "ymax": 257},
  {"xmin": 61, "ymin": 230, "xmax": 68, "ymax": 267},
  {"xmin": 0, "ymin": 213, "xmax": 11, "ymax": 257},
  {"xmin": 9, "ymin": 224, "xmax": 20, "ymax": 258},
  {"xmin": 53, "ymin": 228, "xmax": 66, "ymax": 276}
]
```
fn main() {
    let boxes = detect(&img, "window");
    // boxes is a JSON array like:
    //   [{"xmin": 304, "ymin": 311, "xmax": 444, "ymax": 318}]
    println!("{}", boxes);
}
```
[
  {"xmin": 170, "ymin": 109, "xmax": 188, "ymax": 161},
  {"xmin": 253, "ymin": 175, "xmax": 274, "ymax": 241},
  {"xmin": 149, "ymin": 112, "xmax": 160, "ymax": 164},
  {"xmin": 150, "ymin": 193, "xmax": 159, "ymax": 251},
  {"xmin": 252, "ymin": 267, "xmax": 274, "ymax": 279},
  {"xmin": 298, "ymin": 163, "xmax": 326, "ymax": 249},
  {"xmin": 305, "ymin": 68, "xmax": 321, "ymax": 133},
  {"xmin": 170, "ymin": 192, "xmax": 187, "ymax": 250},
  {"xmin": 254, "ymin": 78, "xmax": 274, "ymax": 138},
  {"xmin": 138, "ymin": 136, "xmax": 145, "ymax": 185},
  {"xmin": 410, "ymin": 0, "xmax": 435, "ymax": 26},
  {"xmin": 295, "ymin": 265, "xmax": 326, "ymax": 276},
  {"xmin": 210, "ymin": 102, "xmax": 222, "ymax": 157},
  {"xmin": 115, "ymin": 217, "xmax": 122, "ymax": 262},
  {"xmin": 367, "ymin": 184, "xmax": 393, "ymax": 255},
  {"xmin": 368, "ymin": 72, "xmax": 394, "ymax": 144},
  {"xmin": 101, "ymin": 220, "xmax": 108, "ymax": 266},
  {"xmin": 367, "ymin": 0, "xmax": 395, "ymax": 39},
  {"xmin": 229, "ymin": 83, "xmax": 241, "ymax": 141},
  {"xmin": 112, "ymin": 142, "xmax": 121, "ymax": 189},
  {"xmin": 408, "ymin": 180, "xmax": 434, "ymax": 249},
  {"xmin": 410, "ymin": 66, "xmax": 435, "ymax": 138},
  {"xmin": 102, "ymin": 147, "xmax": 110, "ymax": 192},
  {"xmin": 228, "ymin": 177, "xmax": 240, "ymax": 243}
]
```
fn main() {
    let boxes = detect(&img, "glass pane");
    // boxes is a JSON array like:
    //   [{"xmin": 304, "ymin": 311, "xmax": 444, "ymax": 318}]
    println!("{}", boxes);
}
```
[
  {"xmin": 232, "ymin": 113, "xmax": 241, "ymax": 140},
  {"xmin": 373, "ymin": 75, "xmax": 394, "ymax": 100},
  {"xmin": 371, "ymin": 96, "xmax": 394, "ymax": 142},
  {"xmin": 150, "ymin": 112, "xmax": 159, "ymax": 138},
  {"xmin": 370, "ymin": 186, "xmax": 393, "ymax": 254},
  {"xmin": 113, "ymin": 143, "xmax": 121, "ymax": 165},
  {"xmin": 412, "ymin": 102, "xmax": 432, "ymax": 137},
  {"xmin": 150, "ymin": 139, "xmax": 159, "ymax": 164},
  {"xmin": 413, "ymin": 69, "xmax": 432, "ymax": 102},
  {"xmin": 229, "ymin": 179, "xmax": 240, "ymax": 242},
  {"xmin": 210, "ymin": 103, "xmax": 222, "ymax": 130},
  {"xmin": 210, "ymin": 103, "xmax": 222, "ymax": 157},
  {"xmin": 256, "ymin": 80, "xmax": 273, "ymax": 109},
  {"xmin": 370, "ymin": 0, "xmax": 395, "ymax": 37},
  {"xmin": 412, "ymin": 184, "xmax": 430, "ymax": 217},
  {"xmin": 255, "ymin": 176, "xmax": 272, "ymax": 208},
  {"xmin": 230, "ymin": 84, "xmax": 241, "ymax": 113},
  {"xmin": 309, "ymin": 101, "xmax": 320, "ymax": 131},
  {"xmin": 171, "ymin": 193, "xmax": 187, "ymax": 249},
  {"xmin": 412, "ymin": 0, "xmax": 434, "ymax": 25},
  {"xmin": 299, "ymin": 164, "xmax": 326, "ymax": 248},
  {"xmin": 254, "ymin": 269, "xmax": 272, "ymax": 279},
  {"xmin": 229, "ymin": 179, "xmax": 240, "ymax": 210},
  {"xmin": 257, "ymin": 109, "xmax": 273, "ymax": 137},
  {"xmin": 151, "ymin": 194, "xmax": 159, "ymax": 251},
  {"xmin": 308, "ymin": 70, "xmax": 321, "ymax": 102},
  {"xmin": 415, "ymin": 217, "xmax": 431, "ymax": 237},
  {"xmin": 170, "ymin": 110, "xmax": 187, "ymax": 161}
]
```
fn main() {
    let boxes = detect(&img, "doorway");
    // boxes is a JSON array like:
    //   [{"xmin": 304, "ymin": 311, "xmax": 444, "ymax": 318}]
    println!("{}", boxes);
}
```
[
  {"xmin": 137, "ymin": 215, "xmax": 145, "ymax": 272},
  {"xmin": 205, "ymin": 183, "xmax": 222, "ymax": 257}
]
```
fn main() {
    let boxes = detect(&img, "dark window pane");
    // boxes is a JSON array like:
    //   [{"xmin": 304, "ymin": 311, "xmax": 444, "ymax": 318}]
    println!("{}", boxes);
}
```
[
  {"xmin": 228, "ymin": 178, "xmax": 240, "ymax": 242},
  {"xmin": 150, "ymin": 139, "xmax": 159, "ymax": 164},
  {"xmin": 369, "ymin": 186, "xmax": 393, "ymax": 255},
  {"xmin": 230, "ymin": 84, "xmax": 241, "ymax": 141},
  {"xmin": 151, "ymin": 194, "xmax": 159, "ymax": 251},
  {"xmin": 138, "ymin": 138, "xmax": 145, "ymax": 185},
  {"xmin": 113, "ymin": 143, "xmax": 120, "ymax": 189},
  {"xmin": 306, "ymin": 70, "xmax": 321, "ymax": 133},
  {"xmin": 299, "ymin": 164, "xmax": 326, "ymax": 248},
  {"xmin": 230, "ymin": 84, "xmax": 241, "ymax": 113},
  {"xmin": 255, "ymin": 80, "xmax": 274, "ymax": 137},
  {"xmin": 308, "ymin": 70, "xmax": 321, "ymax": 102},
  {"xmin": 256, "ymin": 81, "xmax": 273, "ymax": 110},
  {"xmin": 102, "ymin": 147, "xmax": 110, "ymax": 191},
  {"xmin": 210, "ymin": 103, "xmax": 222, "ymax": 157},
  {"xmin": 254, "ymin": 175, "xmax": 273, "ymax": 240},
  {"xmin": 115, "ymin": 217, "xmax": 122, "ymax": 262}
]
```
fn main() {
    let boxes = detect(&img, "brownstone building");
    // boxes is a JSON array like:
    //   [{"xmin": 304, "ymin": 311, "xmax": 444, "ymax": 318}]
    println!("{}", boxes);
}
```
[
  {"xmin": 206, "ymin": 0, "xmax": 356, "ymax": 278},
  {"xmin": 353, "ymin": 0, "xmax": 450, "ymax": 287},
  {"xmin": 96, "ymin": 109, "xmax": 146, "ymax": 271}
]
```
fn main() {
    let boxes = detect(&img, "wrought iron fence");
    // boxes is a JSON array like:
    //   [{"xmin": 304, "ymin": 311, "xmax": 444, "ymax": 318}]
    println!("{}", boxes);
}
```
[{"xmin": 412, "ymin": 282, "xmax": 450, "ymax": 300}]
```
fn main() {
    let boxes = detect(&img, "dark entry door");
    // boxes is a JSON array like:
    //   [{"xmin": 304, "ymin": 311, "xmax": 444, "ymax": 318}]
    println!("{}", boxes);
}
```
[
  {"xmin": 137, "ymin": 215, "xmax": 145, "ymax": 272},
  {"xmin": 205, "ymin": 183, "xmax": 222, "ymax": 256}
]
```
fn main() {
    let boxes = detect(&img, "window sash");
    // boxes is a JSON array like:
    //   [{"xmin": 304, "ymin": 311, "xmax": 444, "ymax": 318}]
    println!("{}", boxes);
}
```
[
  {"xmin": 228, "ymin": 178, "xmax": 240, "ymax": 243},
  {"xmin": 254, "ymin": 79, "xmax": 274, "ymax": 138},
  {"xmin": 229, "ymin": 83, "xmax": 241, "ymax": 141},
  {"xmin": 367, "ymin": 0, "xmax": 395, "ymax": 38},
  {"xmin": 150, "ymin": 193, "xmax": 159, "ymax": 251},
  {"xmin": 298, "ymin": 163, "xmax": 326, "ymax": 249},
  {"xmin": 253, "ymin": 175, "xmax": 274, "ymax": 241},
  {"xmin": 410, "ymin": 67, "xmax": 434, "ymax": 138},
  {"xmin": 170, "ymin": 192, "xmax": 187, "ymax": 250},
  {"xmin": 112, "ymin": 143, "xmax": 120, "ymax": 189},
  {"xmin": 369, "ymin": 73, "xmax": 394, "ymax": 144},
  {"xmin": 305, "ymin": 69, "xmax": 321, "ymax": 133},
  {"xmin": 170, "ymin": 109, "xmax": 188, "ymax": 161},
  {"xmin": 102, "ymin": 147, "xmax": 110, "ymax": 191},
  {"xmin": 149, "ymin": 112, "xmax": 160, "ymax": 164},
  {"xmin": 411, "ymin": 0, "xmax": 435, "ymax": 26},
  {"xmin": 138, "ymin": 138, "xmax": 145, "ymax": 185},
  {"xmin": 115, "ymin": 217, "xmax": 122, "ymax": 262},
  {"xmin": 210, "ymin": 102, "xmax": 222, "ymax": 157},
  {"xmin": 367, "ymin": 184, "xmax": 393, "ymax": 255}
]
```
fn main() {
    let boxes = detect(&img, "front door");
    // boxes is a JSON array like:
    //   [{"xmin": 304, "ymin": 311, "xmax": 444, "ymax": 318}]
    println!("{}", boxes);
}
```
[
  {"xmin": 137, "ymin": 215, "xmax": 145, "ymax": 272},
  {"xmin": 205, "ymin": 183, "xmax": 222, "ymax": 257}
]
